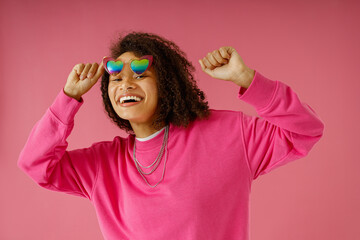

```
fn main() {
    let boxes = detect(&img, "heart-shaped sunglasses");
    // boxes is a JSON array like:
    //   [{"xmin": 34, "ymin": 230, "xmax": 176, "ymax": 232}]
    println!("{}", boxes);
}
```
[{"xmin": 103, "ymin": 55, "xmax": 153, "ymax": 76}]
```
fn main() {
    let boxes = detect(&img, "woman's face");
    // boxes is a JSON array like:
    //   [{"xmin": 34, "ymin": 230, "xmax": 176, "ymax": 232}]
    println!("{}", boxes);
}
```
[{"xmin": 108, "ymin": 52, "xmax": 159, "ymax": 126}]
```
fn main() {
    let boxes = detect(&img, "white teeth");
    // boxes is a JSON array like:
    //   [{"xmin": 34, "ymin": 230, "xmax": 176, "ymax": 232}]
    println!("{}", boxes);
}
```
[{"xmin": 119, "ymin": 96, "xmax": 142, "ymax": 104}]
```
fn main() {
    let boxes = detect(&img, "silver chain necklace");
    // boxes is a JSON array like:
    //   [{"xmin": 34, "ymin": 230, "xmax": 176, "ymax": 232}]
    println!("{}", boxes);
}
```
[{"xmin": 133, "ymin": 125, "xmax": 169, "ymax": 188}]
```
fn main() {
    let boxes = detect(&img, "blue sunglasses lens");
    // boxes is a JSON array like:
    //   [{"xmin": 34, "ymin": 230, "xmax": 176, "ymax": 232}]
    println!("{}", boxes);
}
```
[{"xmin": 106, "ymin": 61, "xmax": 123, "ymax": 74}]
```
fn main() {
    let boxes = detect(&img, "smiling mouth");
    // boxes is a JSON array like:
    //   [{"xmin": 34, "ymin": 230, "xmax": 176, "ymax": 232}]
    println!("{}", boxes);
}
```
[
  {"xmin": 119, "ymin": 96, "xmax": 143, "ymax": 104},
  {"xmin": 118, "ymin": 96, "xmax": 144, "ymax": 107}
]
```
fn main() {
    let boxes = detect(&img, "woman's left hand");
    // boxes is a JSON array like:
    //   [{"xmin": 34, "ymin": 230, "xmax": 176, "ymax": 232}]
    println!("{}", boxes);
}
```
[{"xmin": 199, "ymin": 46, "xmax": 255, "ymax": 88}]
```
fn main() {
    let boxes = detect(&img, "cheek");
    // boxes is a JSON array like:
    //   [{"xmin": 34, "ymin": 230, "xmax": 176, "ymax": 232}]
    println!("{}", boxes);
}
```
[
  {"xmin": 108, "ymin": 84, "xmax": 115, "ymax": 98},
  {"xmin": 108, "ymin": 85, "xmax": 117, "ymax": 105},
  {"xmin": 148, "ymin": 80, "xmax": 159, "ymax": 101},
  {"xmin": 147, "ymin": 87, "xmax": 158, "ymax": 106}
]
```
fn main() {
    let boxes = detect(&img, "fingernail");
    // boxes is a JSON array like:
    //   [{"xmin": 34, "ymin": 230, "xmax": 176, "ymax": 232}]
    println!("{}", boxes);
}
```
[
  {"xmin": 87, "ymin": 73, "xmax": 93, "ymax": 78},
  {"xmin": 80, "ymin": 75, "xmax": 85, "ymax": 80}
]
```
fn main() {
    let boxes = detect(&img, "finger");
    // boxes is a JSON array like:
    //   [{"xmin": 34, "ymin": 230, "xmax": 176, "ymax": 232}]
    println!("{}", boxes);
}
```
[
  {"xmin": 206, "ymin": 52, "xmax": 222, "ymax": 68},
  {"xmin": 74, "ymin": 63, "xmax": 85, "ymax": 76},
  {"xmin": 219, "ymin": 47, "xmax": 232, "ymax": 59},
  {"xmin": 198, "ymin": 59, "xmax": 205, "ymax": 70},
  {"xmin": 68, "ymin": 67, "xmax": 80, "ymax": 82},
  {"xmin": 213, "ymin": 49, "xmax": 228, "ymax": 65},
  {"xmin": 87, "ymin": 63, "xmax": 98, "ymax": 79},
  {"xmin": 198, "ymin": 59, "xmax": 213, "ymax": 76},
  {"xmin": 91, "ymin": 58, "xmax": 105, "ymax": 81},
  {"xmin": 80, "ymin": 63, "xmax": 92, "ymax": 80},
  {"xmin": 202, "ymin": 56, "xmax": 215, "ymax": 70}
]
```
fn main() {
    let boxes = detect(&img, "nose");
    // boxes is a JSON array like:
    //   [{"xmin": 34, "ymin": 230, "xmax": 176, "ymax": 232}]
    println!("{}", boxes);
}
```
[
  {"xmin": 113, "ymin": 64, "xmax": 137, "ymax": 91},
  {"xmin": 119, "ymin": 77, "xmax": 136, "ymax": 91}
]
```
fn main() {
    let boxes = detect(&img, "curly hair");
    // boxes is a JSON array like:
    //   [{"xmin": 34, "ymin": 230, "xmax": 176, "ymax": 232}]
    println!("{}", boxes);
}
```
[{"xmin": 101, "ymin": 31, "xmax": 210, "ymax": 134}]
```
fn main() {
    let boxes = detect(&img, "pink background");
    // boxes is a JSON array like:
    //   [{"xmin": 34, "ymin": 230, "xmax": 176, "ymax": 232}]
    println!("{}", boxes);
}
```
[{"xmin": 1, "ymin": 0, "xmax": 359, "ymax": 239}]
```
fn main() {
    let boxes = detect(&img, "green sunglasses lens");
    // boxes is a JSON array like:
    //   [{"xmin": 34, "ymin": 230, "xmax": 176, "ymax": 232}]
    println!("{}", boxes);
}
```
[{"xmin": 131, "ymin": 59, "xmax": 150, "ymax": 74}]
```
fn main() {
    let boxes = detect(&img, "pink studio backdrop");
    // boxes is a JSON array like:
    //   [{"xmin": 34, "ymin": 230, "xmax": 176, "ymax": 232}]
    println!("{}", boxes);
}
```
[{"xmin": 1, "ymin": 0, "xmax": 359, "ymax": 239}]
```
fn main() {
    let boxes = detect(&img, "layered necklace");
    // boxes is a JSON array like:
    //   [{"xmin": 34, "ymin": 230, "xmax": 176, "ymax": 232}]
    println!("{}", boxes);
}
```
[{"xmin": 132, "ymin": 125, "xmax": 169, "ymax": 188}]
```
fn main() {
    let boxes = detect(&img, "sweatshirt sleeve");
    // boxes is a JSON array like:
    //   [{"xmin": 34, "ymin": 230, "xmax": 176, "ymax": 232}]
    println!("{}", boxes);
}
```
[
  {"xmin": 238, "ymin": 71, "xmax": 324, "ymax": 180},
  {"xmin": 17, "ymin": 89, "xmax": 99, "ymax": 200}
]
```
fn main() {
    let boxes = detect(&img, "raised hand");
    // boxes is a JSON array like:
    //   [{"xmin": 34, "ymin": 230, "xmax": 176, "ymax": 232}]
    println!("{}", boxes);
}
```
[
  {"xmin": 198, "ymin": 46, "xmax": 255, "ymax": 88},
  {"xmin": 64, "ymin": 58, "xmax": 105, "ymax": 101}
]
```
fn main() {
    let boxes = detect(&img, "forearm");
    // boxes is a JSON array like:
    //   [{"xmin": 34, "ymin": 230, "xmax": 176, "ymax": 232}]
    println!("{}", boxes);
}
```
[
  {"xmin": 18, "ymin": 89, "xmax": 82, "ymax": 183},
  {"xmin": 239, "ymin": 71, "xmax": 324, "ymax": 137}
]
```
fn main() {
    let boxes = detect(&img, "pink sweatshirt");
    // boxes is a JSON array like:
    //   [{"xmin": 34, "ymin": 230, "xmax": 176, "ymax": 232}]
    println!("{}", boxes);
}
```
[{"xmin": 18, "ymin": 71, "xmax": 324, "ymax": 240}]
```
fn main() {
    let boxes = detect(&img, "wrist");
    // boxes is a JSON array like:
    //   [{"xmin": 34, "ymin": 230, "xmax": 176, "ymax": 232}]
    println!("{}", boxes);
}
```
[
  {"xmin": 63, "ymin": 88, "xmax": 81, "ymax": 101},
  {"xmin": 233, "ymin": 68, "xmax": 255, "ymax": 88}
]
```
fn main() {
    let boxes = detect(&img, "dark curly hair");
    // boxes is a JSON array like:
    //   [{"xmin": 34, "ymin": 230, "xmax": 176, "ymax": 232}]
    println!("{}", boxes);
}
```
[{"xmin": 101, "ymin": 31, "xmax": 210, "ymax": 134}]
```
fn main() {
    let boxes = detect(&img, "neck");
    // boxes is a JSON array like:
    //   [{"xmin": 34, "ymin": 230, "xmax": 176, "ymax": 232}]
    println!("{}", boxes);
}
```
[{"xmin": 130, "ymin": 122, "xmax": 165, "ymax": 138}]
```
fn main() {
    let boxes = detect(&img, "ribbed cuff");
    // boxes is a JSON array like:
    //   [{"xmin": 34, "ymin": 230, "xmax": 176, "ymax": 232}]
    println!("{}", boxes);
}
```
[
  {"xmin": 49, "ymin": 89, "xmax": 84, "ymax": 124},
  {"xmin": 238, "ymin": 70, "xmax": 278, "ymax": 111}
]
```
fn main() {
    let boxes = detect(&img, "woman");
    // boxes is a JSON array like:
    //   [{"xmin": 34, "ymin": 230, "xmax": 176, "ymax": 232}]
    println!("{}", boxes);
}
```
[{"xmin": 18, "ymin": 32, "xmax": 324, "ymax": 240}]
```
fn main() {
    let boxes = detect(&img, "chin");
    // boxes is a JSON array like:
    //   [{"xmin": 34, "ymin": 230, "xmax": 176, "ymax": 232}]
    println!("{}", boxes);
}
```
[{"xmin": 117, "ymin": 114, "xmax": 151, "ymax": 124}]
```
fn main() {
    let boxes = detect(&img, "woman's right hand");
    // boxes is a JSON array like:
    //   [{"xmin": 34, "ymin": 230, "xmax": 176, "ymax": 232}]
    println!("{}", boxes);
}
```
[{"xmin": 64, "ymin": 58, "xmax": 105, "ymax": 101}]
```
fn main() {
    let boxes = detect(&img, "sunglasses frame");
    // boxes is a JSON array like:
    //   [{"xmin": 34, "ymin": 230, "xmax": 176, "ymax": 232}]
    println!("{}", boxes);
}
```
[{"xmin": 103, "ymin": 55, "xmax": 153, "ymax": 76}]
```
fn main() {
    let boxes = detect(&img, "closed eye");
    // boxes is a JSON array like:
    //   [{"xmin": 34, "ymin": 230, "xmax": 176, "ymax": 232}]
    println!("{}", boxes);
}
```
[{"xmin": 110, "ymin": 75, "xmax": 145, "ymax": 82}]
